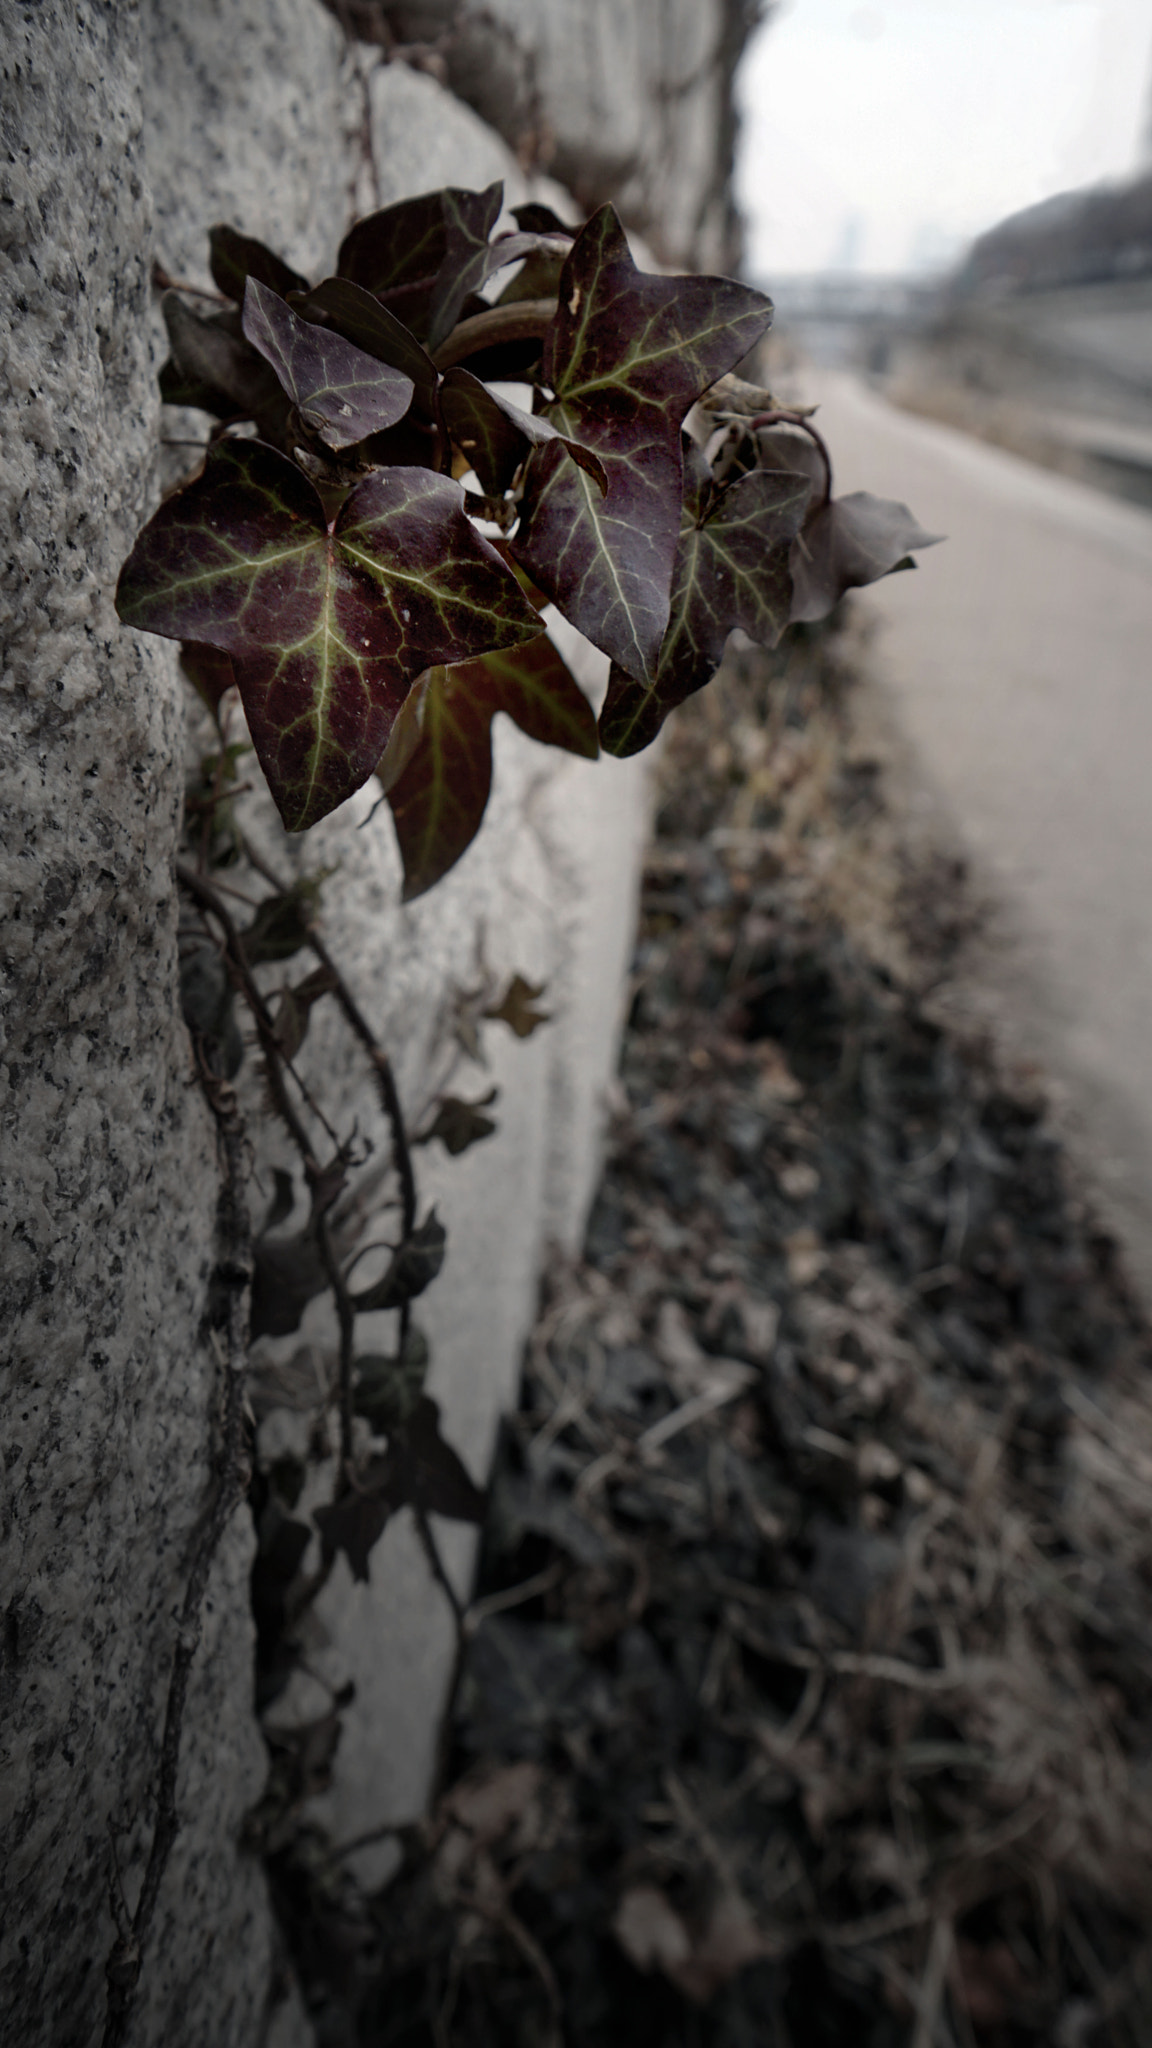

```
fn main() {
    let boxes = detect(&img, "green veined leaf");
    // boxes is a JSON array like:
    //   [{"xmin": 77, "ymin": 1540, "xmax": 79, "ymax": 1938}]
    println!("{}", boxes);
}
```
[
  {"xmin": 241, "ymin": 278, "xmax": 414, "ymax": 449},
  {"xmin": 512, "ymin": 205, "xmax": 773, "ymax": 684},
  {"xmin": 788, "ymin": 491, "xmax": 944, "ymax": 625},
  {"xmin": 292, "ymin": 276, "xmax": 441, "ymax": 414},
  {"xmin": 116, "ymin": 439, "xmax": 539, "ymax": 830},
  {"xmin": 600, "ymin": 449, "xmax": 811, "ymax": 756},
  {"xmin": 440, "ymin": 367, "xmax": 606, "ymax": 496},
  {"xmin": 336, "ymin": 182, "xmax": 503, "ymax": 346},
  {"xmin": 387, "ymin": 635, "xmax": 597, "ymax": 900},
  {"xmin": 208, "ymin": 224, "xmax": 309, "ymax": 303},
  {"xmin": 426, "ymin": 181, "xmax": 504, "ymax": 348}
]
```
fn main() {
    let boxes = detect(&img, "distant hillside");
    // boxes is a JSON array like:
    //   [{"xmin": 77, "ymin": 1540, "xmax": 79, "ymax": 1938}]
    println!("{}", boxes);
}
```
[{"xmin": 955, "ymin": 169, "xmax": 1152, "ymax": 295}]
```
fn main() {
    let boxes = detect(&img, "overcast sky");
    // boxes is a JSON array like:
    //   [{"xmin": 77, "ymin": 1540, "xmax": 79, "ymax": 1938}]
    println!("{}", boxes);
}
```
[{"xmin": 734, "ymin": 0, "xmax": 1152, "ymax": 278}]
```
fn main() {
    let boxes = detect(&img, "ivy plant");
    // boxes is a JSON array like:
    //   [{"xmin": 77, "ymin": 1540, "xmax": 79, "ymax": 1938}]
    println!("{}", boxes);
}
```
[{"xmin": 117, "ymin": 182, "xmax": 937, "ymax": 897}]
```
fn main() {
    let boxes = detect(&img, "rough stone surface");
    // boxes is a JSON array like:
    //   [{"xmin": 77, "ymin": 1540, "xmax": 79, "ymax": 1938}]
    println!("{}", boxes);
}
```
[
  {"xmin": 0, "ymin": 5, "xmax": 271, "ymax": 2044},
  {"xmin": 2, "ymin": 1, "xmax": 658, "ymax": 2038},
  {"xmin": 332, "ymin": 0, "xmax": 756, "ymax": 266}
]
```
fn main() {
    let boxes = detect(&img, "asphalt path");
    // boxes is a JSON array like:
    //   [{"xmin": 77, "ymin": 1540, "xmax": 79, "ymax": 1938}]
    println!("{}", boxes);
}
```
[{"xmin": 814, "ymin": 375, "xmax": 1152, "ymax": 1295}]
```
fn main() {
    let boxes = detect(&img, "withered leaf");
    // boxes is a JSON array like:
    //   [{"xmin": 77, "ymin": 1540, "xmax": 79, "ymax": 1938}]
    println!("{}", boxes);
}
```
[
  {"xmin": 789, "ymin": 490, "xmax": 943, "ymax": 625},
  {"xmin": 484, "ymin": 972, "xmax": 550, "ymax": 1038},
  {"xmin": 416, "ymin": 1088, "xmax": 499, "ymax": 1158}
]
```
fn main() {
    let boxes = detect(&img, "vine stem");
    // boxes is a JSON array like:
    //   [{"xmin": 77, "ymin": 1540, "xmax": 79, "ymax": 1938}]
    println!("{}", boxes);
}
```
[
  {"xmin": 240, "ymin": 839, "xmax": 417, "ymax": 1243},
  {"xmin": 748, "ymin": 409, "xmax": 835, "ymax": 508},
  {"xmin": 101, "ymin": 1071, "xmax": 252, "ymax": 2048},
  {"xmin": 432, "ymin": 299, "xmax": 555, "ymax": 373}
]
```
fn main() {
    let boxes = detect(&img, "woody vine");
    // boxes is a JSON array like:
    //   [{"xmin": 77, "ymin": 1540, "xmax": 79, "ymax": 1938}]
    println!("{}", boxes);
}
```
[{"xmin": 103, "ymin": 180, "xmax": 936, "ymax": 2035}]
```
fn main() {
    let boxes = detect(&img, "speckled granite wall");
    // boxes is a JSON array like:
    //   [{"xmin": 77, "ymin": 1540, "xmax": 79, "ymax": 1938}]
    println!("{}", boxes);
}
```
[
  {"xmin": 0, "ymin": 5, "xmax": 277, "ymax": 2044},
  {"xmin": 1, "ymin": 2, "xmax": 670, "ymax": 2039}
]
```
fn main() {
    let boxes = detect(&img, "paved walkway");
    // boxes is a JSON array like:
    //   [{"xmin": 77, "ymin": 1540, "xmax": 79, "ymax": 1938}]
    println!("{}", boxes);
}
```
[{"xmin": 815, "ymin": 376, "xmax": 1152, "ymax": 1295}]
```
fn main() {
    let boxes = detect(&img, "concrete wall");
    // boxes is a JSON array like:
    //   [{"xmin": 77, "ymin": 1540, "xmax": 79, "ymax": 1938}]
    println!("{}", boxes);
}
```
[{"xmin": 1, "ymin": 2, "xmax": 744, "ymax": 2041}]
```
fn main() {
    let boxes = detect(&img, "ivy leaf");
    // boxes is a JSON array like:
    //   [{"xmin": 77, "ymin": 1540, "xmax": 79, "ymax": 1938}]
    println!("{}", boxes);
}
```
[
  {"xmin": 352, "ymin": 1209, "xmax": 447, "ymax": 1313},
  {"xmin": 241, "ymin": 279, "xmax": 414, "ymax": 449},
  {"xmin": 239, "ymin": 876, "xmax": 326, "ymax": 966},
  {"xmin": 512, "ymin": 205, "xmax": 773, "ymax": 685},
  {"xmin": 314, "ymin": 1474, "xmax": 395, "ymax": 1582},
  {"xmin": 495, "ymin": 245, "xmax": 568, "ymax": 307},
  {"xmin": 115, "ymin": 439, "xmax": 540, "ymax": 830},
  {"xmin": 314, "ymin": 1394, "xmax": 484, "ymax": 1580},
  {"xmin": 292, "ymin": 277, "xmax": 441, "ymax": 414},
  {"xmin": 484, "ymin": 973, "xmax": 550, "ymax": 1038},
  {"xmin": 427, "ymin": 181, "xmax": 505, "ymax": 349},
  {"xmin": 386, "ymin": 636, "xmax": 597, "ymax": 900},
  {"xmin": 336, "ymin": 183, "xmax": 502, "ymax": 347},
  {"xmin": 160, "ymin": 294, "xmax": 292, "ymax": 440},
  {"xmin": 179, "ymin": 641, "xmax": 236, "ymax": 718},
  {"xmin": 789, "ymin": 491, "xmax": 944, "ymax": 625},
  {"xmin": 354, "ymin": 1324, "xmax": 431, "ymax": 1434},
  {"xmin": 250, "ymin": 1229, "xmax": 329, "ymax": 1339},
  {"xmin": 416, "ymin": 1087, "xmax": 499, "ymax": 1157},
  {"xmin": 391, "ymin": 1395, "xmax": 486, "ymax": 1524},
  {"xmin": 440, "ymin": 367, "xmax": 606, "ymax": 496},
  {"xmin": 511, "ymin": 201, "xmax": 575, "ymax": 237},
  {"xmin": 271, "ymin": 963, "xmax": 338, "ymax": 1062},
  {"xmin": 208, "ymin": 223, "xmax": 309, "ymax": 303},
  {"xmin": 599, "ymin": 450, "xmax": 811, "ymax": 757}
]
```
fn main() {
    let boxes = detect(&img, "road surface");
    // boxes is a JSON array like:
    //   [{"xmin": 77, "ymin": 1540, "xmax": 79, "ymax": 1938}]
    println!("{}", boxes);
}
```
[{"xmin": 815, "ymin": 375, "xmax": 1152, "ymax": 1297}]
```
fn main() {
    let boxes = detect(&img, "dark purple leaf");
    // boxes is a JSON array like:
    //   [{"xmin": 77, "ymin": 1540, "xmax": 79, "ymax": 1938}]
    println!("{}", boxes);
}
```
[
  {"xmin": 116, "ymin": 439, "xmax": 540, "ymax": 830},
  {"xmin": 386, "ymin": 636, "xmax": 597, "ymax": 900},
  {"xmin": 789, "ymin": 491, "xmax": 943, "ymax": 625},
  {"xmin": 417, "ymin": 1088, "xmax": 499, "ymax": 1157},
  {"xmin": 495, "ymin": 244, "xmax": 568, "ymax": 307},
  {"xmin": 179, "ymin": 642, "xmax": 236, "ymax": 717},
  {"xmin": 337, "ymin": 183, "xmax": 503, "ymax": 346},
  {"xmin": 426, "ymin": 181, "xmax": 504, "ymax": 348},
  {"xmin": 161, "ymin": 293, "xmax": 292, "ymax": 440},
  {"xmin": 511, "ymin": 202, "xmax": 575, "ymax": 237},
  {"xmin": 241, "ymin": 278, "xmax": 414, "ymax": 449},
  {"xmin": 512, "ymin": 205, "xmax": 773, "ymax": 683},
  {"xmin": 208, "ymin": 223, "xmax": 308, "ymax": 303},
  {"xmin": 484, "ymin": 973, "xmax": 550, "ymax": 1038},
  {"xmin": 440, "ymin": 367, "xmax": 606, "ymax": 496},
  {"xmin": 291, "ymin": 277, "xmax": 440, "ymax": 414},
  {"xmin": 600, "ymin": 450, "xmax": 811, "ymax": 756}
]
